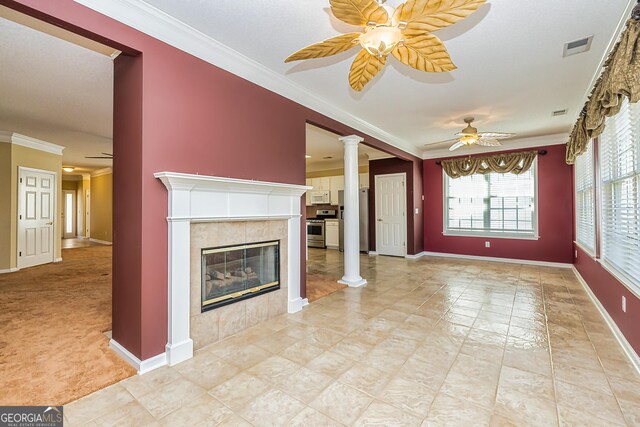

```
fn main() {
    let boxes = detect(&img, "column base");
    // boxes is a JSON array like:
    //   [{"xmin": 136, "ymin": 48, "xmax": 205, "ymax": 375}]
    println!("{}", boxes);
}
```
[
  {"xmin": 166, "ymin": 338, "xmax": 193, "ymax": 366},
  {"xmin": 109, "ymin": 339, "xmax": 167, "ymax": 374},
  {"xmin": 338, "ymin": 277, "xmax": 367, "ymax": 288}
]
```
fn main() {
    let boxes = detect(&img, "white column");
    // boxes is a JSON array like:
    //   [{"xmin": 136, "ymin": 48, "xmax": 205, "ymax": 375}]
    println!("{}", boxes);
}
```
[
  {"xmin": 338, "ymin": 135, "xmax": 367, "ymax": 288},
  {"xmin": 165, "ymin": 186, "xmax": 194, "ymax": 366}
]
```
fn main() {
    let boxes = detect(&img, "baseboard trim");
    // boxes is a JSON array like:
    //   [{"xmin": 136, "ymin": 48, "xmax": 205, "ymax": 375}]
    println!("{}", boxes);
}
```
[
  {"xmin": 421, "ymin": 251, "xmax": 573, "ymax": 268},
  {"xmin": 368, "ymin": 251, "xmax": 378, "ymax": 256},
  {"xmin": 288, "ymin": 297, "xmax": 308, "ymax": 313},
  {"xmin": 0, "ymin": 267, "xmax": 19, "ymax": 274},
  {"xmin": 89, "ymin": 238, "xmax": 113, "ymax": 245},
  {"xmin": 405, "ymin": 252, "xmax": 426, "ymax": 260},
  {"xmin": 54, "ymin": 257, "xmax": 63, "ymax": 263},
  {"xmin": 572, "ymin": 267, "xmax": 640, "ymax": 375},
  {"xmin": 109, "ymin": 339, "xmax": 167, "ymax": 375}
]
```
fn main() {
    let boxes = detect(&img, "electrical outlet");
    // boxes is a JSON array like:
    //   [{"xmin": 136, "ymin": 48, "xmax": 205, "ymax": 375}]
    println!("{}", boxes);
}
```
[
  {"xmin": 575, "ymin": 250, "xmax": 578, "ymax": 259},
  {"xmin": 415, "ymin": 208, "xmax": 419, "ymax": 214},
  {"xmin": 622, "ymin": 296, "xmax": 627, "ymax": 313},
  {"xmin": 485, "ymin": 241, "xmax": 491, "ymax": 248}
]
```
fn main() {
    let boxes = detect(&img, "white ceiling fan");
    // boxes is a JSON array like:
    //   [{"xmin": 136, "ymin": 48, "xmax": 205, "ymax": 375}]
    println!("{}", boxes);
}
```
[{"xmin": 433, "ymin": 117, "xmax": 515, "ymax": 151}]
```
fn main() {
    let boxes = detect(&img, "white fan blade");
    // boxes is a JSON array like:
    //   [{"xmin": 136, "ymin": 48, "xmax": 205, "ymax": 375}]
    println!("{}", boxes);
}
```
[
  {"xmin": 478, "ymin": 132, "xmax": 514, "ymax": 139},
  {"xmin": 449, "ymin": 141, "xmax": 466, "ymax": 151},
  {"xmin": 476, "ymin": 138, "xmax": 503, "ymax": 147}
]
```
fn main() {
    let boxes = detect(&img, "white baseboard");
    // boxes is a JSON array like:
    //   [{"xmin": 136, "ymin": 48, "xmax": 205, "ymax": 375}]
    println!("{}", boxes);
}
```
[
  {"xmin": 405, "ymin": 252, "xmax": 426, "ymax": 260},
  {"xmin": 422, "ymin": 251, "xmax": 573, "ymax": 268},
  {"xmin": 0, "ymin": 267, "xmax": 19, "ymax": 274},
  {"xmin": 368, "ymin": 251, "xmax": 378, "ymax": 256},
  {"xmin": 54, "ymin": 257, "xmax": 63, "ymax": 263},
  {"xmin": 89, "ymin": 238, "xmax": 113, "ymax": 245},
  {"xmin": 109, "ymin": 339, "xmax": 167, "ymax": 375},
  {"xmin": 572, "ymin": 267, "xmax": 640, "ymax": 375},
  {"xmin": 288, "ymin": 297, "xmax": 308, "ymax": 313}
]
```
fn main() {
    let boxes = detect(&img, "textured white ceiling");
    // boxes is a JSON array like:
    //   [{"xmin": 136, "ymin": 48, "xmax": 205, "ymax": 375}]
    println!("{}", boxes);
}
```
[
  {"xmin": 143, "ymin": 0, "xmax": 632, "ymax": 154},
  {"xmin": 0, "ymin": 16, "xmax": 113, "ymax": 170}
]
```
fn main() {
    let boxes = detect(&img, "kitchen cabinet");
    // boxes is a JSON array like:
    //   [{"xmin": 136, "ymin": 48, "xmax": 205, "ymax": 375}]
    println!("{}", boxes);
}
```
[
  {"xmin": 325, "ymin": 219, "xmax": 339, "ymax": 249},
  {"xmin": 359, "ymin": 173, "xmax": 369, "ymax": 188},
  {"xmin": 305, "ymin": 179, "xmax": 313, "ymax": 206},
  {"xmin": 329, "ymin": 176, "xmax": 344, "ymax": 205}
]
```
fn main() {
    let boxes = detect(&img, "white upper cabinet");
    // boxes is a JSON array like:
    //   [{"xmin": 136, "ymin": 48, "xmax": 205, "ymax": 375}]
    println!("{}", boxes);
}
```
[
  {"xmin": 359, "ymin": 173, "xmax": 369, "ymax": 188},
  {"xmin": 329, "ymin": 175, "xmax": 344, "ymax": 205}
]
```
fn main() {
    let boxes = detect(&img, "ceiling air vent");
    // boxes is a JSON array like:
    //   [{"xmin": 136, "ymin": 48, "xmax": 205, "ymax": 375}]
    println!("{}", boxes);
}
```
[
  {"xmin": 552, "ymin": 109, "xmax": 568, "ymax": 117},
  {"xmin": 563, "ymin": 36, "xmax": 593, "ymax": 57}
]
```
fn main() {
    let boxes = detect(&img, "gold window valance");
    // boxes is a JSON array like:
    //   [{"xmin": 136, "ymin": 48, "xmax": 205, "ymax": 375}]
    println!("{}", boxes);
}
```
[
  {"xmin": 441, "ymin": 150, "xmax": 538, "ymax": 179},
  {"xmin": 566, "ymin": 5, "xmax": 640, "ymax": 164}
]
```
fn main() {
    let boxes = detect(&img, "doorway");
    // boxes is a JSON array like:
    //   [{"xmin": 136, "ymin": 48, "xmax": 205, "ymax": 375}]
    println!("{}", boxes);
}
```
[
  {"xmin": 374, "ymin": 173, "xmax": 407, "ymax": 257},
  {"xmin": 17, "ymin": 167, "xmax": 56, "ymax": 269},
  {"xmin": 63, "ymin": 189, "xmax": 76, "ymax": 238}
]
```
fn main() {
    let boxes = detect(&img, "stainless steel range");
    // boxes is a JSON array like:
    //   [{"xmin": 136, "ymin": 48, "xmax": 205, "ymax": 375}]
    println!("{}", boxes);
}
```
[{"xmin": 306, "ymin": 209, "xmax": 336, "ymax": 249}]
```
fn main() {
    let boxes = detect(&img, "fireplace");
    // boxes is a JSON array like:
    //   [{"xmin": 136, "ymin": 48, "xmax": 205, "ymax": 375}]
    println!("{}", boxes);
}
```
[{"xmin": 202, "ymin": 240, "xmax": 280, "ymax": 311}]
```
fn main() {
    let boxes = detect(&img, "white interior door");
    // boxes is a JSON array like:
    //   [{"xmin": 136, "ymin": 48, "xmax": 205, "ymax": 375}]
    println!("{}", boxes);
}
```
[
  {"xmin": 375, "ymin": 173, "xmax": 406, "ymax": 257},
  {"xmin": 18, "ymin": 168, "xmax": 56, "ymax": 269},
  {"xmin": 63, "ymin": 190, "xmax": 76, "ymax": 239}
]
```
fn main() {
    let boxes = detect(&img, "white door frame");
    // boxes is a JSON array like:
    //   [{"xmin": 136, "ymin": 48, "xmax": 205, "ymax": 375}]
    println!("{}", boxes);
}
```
[
  {"xmin": 17, "ymin": 166, "xmax": 57, "ymax": 269},
  {"xmin": 62, "ymin": 189, "xmax": 77, "ymax": 239},
  {"xmin": 374, "ymin": 172, "xmax": 407, "ymax": 257}
]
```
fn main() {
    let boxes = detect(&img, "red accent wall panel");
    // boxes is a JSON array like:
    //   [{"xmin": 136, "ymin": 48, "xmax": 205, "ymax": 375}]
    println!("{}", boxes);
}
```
[
  {"xmin": 574, "ymin": 245, "xmax": 640, "ymax": 355},
  {"xmin": 423, "ymin": 144, "xmax": 573, "ymax": 264}
]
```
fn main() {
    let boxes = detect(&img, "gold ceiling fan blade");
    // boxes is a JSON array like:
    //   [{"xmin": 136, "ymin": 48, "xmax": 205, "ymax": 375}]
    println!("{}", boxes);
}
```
[
  {"xmin": 349, "ymin": 49, "xmax": 387, "ymax": 91},
  {"xmin": 330, "ymin": 0, "xmax": 389, "ymax": 27},
  {"xmin": 394, "ymin": 0, "xmax": 486, "ymax": 35},
  {"xmin": 478, "ymin": 132, "xmax": 514, "ymax": 139},
  {"xmin": 392, "ymin": 34, "xmax": 456, "ymax": 72},
  {"xmin": 476, "ymin": 138, "xmax": 503, "ymax": 147},
  {"xmin": 285, "ymin": 33, "xmax": 362, "ymax": 63},
  {"xmin": 449, "ymin": 140, "xmax": 466, "ymax": 151}
]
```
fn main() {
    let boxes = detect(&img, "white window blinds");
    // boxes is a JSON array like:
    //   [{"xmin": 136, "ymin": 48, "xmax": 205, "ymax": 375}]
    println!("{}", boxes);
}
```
[
  {"xmin": 599, "ymin": 98, "xmax": 640, "ymax": 289},
  {"xmin": 575, "ymin": 142, "xmax": 595, "ymax": 253},
  {"xmin": 444, "ymin": 164, "xmax": 537, "ymax": 237}
]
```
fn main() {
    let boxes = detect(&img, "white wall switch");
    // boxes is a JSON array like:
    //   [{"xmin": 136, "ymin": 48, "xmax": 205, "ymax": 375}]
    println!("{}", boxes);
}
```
[
  {"xmin": 622, "ymin": 296, "xmax": 627, "ymax": 313},
  {"xmin": 575, "ymin": 250, "xmax": 578, "ymax": 259},
  {"xmin": 415, "ymin": 208, "xmax": 419, "ymax": 214},
  {"xmin": 485, "ymin": 241, "xmax": 491, "ymax": 248}
]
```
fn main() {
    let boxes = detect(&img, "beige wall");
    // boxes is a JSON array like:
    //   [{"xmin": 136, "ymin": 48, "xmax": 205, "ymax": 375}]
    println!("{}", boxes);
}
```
[
  {"xmin": 306, "ymin": 164, "xmax": 369, "ymax": 178},
  {"xmin": 0, "ymin": 143, "xmax": 12, "ymax": 270},
  {"xmin": 90, "ymin": 172, "xmax": 112, "ymax": 242},
  {"xmin": 0, "ymin": 143, "xmax": 62, "ymax": 270}
]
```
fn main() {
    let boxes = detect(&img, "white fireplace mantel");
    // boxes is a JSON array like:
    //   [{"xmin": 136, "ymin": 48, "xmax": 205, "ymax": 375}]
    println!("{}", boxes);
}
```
[{"xmin": 113, "ymin": 172, "xmax": 310, "ymax": 373}]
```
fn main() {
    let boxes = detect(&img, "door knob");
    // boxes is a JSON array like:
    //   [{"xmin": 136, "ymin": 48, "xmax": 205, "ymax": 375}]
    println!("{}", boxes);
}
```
[
  {"xmin": 377, "ymin": 219, "xmax": 383, "ymax": 222},
  {"xmin": 46, "ymin": 221, "xmax": 53, "ymax": 225}
]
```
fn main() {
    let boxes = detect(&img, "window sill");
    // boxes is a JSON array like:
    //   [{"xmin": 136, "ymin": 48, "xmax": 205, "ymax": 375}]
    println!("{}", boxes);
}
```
[
  {"xmin": 443, "ymin": 231, "xmax": 540, "ymax": 241},
  {"xmin": 573, "ymin": 241, "xmax": 595, "ymax": 258}
]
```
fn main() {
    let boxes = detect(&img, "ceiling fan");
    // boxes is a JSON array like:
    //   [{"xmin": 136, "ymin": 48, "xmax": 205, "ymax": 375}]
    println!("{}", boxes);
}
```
[
  {"xmin": 285, "ymin": 0, "xmax": 486, "ymax": 91},
  {"xmin": 435, "ymin": 118, "xmax": 514, "ymax": 151},
  {"xmin": 85, "ymin": 152, "xmax": 113, "ymax": 159}
]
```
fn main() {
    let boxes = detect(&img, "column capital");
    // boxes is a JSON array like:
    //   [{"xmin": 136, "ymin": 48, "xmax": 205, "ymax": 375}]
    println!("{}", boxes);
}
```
[{"xmin": 339, "ymin": 135, "xmax": 364, "ymax": 145}]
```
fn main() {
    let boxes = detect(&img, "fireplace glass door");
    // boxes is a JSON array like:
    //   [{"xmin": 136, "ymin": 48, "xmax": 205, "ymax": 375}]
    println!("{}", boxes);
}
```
[{"xmin": 201, "ymin": 240, "xmax": 280, "ymax": 311}]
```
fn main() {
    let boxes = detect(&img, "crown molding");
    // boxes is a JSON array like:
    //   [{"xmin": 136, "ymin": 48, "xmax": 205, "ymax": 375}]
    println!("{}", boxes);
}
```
[
  {"xmin": 73, "ymin": 0, "xmax": 421, "ymax": 158},
  {"xmin": 91, "ymin": 167, "xmax": 112, "ymax": 177},
  {"xmin": 421, "ymin": 133, "xmax": 569, "ymax": 160},
  {"xmin": 0, "ymin": 131, "xmax": 64, "ymax": 155}
]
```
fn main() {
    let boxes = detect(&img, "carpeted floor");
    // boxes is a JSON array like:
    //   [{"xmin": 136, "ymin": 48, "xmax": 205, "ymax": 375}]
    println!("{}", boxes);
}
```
[{"xmin": 0, "ymin": 246, "xmax": 135, "ymax": 406}]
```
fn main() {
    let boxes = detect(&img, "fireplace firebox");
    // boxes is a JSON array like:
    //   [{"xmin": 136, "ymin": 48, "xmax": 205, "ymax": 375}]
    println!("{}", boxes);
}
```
[{"xmin": 201, "ymin": 240, "xmax": 280, "ymax": 311}]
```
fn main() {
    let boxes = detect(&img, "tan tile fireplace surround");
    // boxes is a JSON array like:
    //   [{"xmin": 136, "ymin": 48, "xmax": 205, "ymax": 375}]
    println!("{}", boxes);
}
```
[
  {"xmin": 109, "ymin": 173, "xmax": 309, "ymax": 374},
  {"xmin": 189, "ymin": 220, "xmax": 289, "ymax": 350}
]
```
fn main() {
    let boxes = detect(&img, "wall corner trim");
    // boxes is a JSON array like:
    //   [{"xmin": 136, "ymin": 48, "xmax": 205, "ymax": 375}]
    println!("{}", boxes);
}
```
[
  {"xmin": 109, "ymin": 339, "xmax": 167, "ymax": 375},
  {"xmin": 0, "ymin": 131, "xmax": 65, "ymax": 155},
  {"xmin": 72, "ymin": 0, "xmax": 420, "ymax": 158},
  {"xmin": 572, "ymin": 266, "xmax": 640, "ymax": 375},
  {"xmin": 405, "ymin": 252, "xmax": 426, "ymax": 259},
  {"xmin": 422, "ymin": 251, "xmax": 573, "ymax": 268}
]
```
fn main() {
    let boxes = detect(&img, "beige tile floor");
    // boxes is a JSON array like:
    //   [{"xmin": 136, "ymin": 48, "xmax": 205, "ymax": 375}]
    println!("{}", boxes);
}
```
[{"xmin": 65, "ymin": 249, "xmax": 640, "ymax": 426}]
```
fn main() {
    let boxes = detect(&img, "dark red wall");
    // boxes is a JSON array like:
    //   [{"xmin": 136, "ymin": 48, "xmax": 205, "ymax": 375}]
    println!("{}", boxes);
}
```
[
  {"xmin": 3, "ymin": 0, "xmax": 422, "ymax": 360},
  {"xmin": 368, "ymin": 158, "xmax": 424, "ymax": 255},
  {"xmin": 574, "ymin": 245, "xmax": 640, "ymax": 355},
  {"xmin": 423, "ymin": 144, "xmax": 573, "ymax": 264}
]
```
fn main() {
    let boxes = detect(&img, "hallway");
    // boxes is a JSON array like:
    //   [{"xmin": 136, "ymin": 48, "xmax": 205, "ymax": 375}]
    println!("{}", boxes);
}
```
[{"xmin": 64, "ymin": 252, "xmax": 640, "ymax": 425}]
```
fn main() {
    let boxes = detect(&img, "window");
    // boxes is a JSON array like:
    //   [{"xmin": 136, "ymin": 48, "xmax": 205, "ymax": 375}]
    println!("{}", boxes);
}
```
[
  {"xmin": 599, "ymin": 98, "xmax": 640, "ymax": 289},
  {"xmin": 444, "ymin": 162, "xmax": 537, "ymax": 238},
  {"xmin": 575, "ymin": 142, "xmax": 595, "ymax": 253}
]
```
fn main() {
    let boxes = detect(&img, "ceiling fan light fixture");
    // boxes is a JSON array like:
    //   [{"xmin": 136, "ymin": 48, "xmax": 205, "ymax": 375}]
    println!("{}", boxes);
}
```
[{"xmin": 359, "ymin": 25, "xmax": 402, "ymax": 57}]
